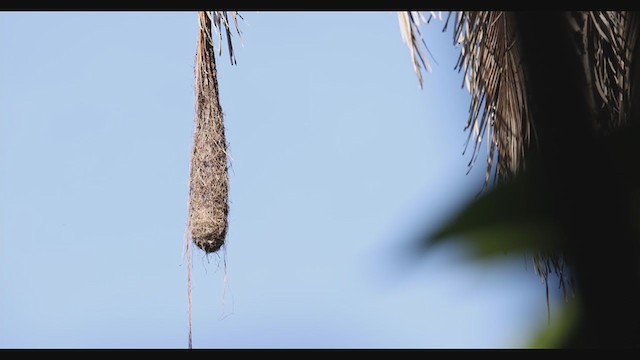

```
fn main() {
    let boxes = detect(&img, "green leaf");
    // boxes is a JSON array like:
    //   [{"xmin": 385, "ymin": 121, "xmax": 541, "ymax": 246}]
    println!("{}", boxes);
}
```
[
  {"xmin": 528, "ymin": 300, "xmax": 580, "ymax": 348},
  {"xmin": 439, "ymin": 223, "xmax": 560, "ymax": 259},
  {"xmin": 421, "ymin": 167, "xmax": 561, "ymax": 259}
]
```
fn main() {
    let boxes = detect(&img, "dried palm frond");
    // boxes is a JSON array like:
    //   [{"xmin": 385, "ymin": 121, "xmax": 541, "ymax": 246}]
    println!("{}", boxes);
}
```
[
  {"xmin": 568, "ymin": 11, "xmax": 637, "ymax": 132},
  {"xmin": 399, "ymin": 11, "xmax": 532, "ymax": 186},
  {"xmin": 398, "ymin": 11, "xmax": 434, "ymax": 88},
  {"xmin": 400, "ymin": 10, "xmax": 640, "ymax": 183},
  {"xmin": 453, "ymin": 12, "xmax": 532, "ymax": 186},
  {"xmin": 398, "ymin": 10, "xmax": 640, "ymax": 293},
  {"xmin": 524, "ymin": 11, "xmax": 639, "ymax": 287},
  {"xmin": 211, "ymin": 10, "xmax": 244, "ymax": 65}
]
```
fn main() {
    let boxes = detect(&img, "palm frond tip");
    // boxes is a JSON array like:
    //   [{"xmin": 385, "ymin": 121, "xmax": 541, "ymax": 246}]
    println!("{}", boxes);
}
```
[{"xmin": 205, "ymin": 10, "xmax": 243, "ymax": 65}]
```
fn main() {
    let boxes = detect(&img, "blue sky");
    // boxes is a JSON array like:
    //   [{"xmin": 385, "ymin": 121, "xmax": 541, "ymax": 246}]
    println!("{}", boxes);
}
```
[{"xmin": 0, "ymin": 11, "xmax": 559, "ymax": 348}]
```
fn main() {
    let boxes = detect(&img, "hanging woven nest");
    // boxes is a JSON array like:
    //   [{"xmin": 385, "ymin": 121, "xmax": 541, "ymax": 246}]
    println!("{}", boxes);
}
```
[{"xmin": 188, "ymin": 11, "xmax": 240, "ymax": 253}]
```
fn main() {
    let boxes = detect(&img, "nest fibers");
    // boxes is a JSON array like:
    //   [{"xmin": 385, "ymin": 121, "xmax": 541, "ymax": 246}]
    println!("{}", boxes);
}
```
[{"xmin": 188, "ymin": 11, "xmax": 241, "ymax": 254}]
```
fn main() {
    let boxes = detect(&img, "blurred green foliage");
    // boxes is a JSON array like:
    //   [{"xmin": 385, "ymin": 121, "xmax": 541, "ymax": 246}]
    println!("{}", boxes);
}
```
[{"xmin": 419, "ymin": 122, "xmax": 640, "ymax": 347}]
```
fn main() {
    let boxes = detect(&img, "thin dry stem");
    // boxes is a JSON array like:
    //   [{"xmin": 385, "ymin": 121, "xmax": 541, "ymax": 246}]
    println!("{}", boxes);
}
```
[{"xmin": 186, "ymin": 232, "xmax": 193, "ymax": 349}]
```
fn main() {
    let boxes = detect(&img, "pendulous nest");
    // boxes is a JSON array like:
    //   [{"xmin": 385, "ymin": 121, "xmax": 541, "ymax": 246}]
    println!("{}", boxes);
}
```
[{"xmin": 187, "ymin": 11, "xmax": 231, "ymax": 254}]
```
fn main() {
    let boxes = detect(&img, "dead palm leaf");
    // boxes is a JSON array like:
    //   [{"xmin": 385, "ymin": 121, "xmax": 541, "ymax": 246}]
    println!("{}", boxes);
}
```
[{"xmin": 398, "ymin": 10, "xmax": 640, "ymax": 293}]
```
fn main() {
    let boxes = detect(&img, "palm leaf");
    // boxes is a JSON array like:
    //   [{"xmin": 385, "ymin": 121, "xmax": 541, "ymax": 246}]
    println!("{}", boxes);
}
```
[
  {"xmin": 211, "ymin": 10, "xmax": 243, "ymax": 65},
  {"xmin": 398, "ymin": 10, "xmax": 640, "ymax": 287},
  {"xmin": 398, "ymin": 10, "xmax": 639, "ymax": 183}
]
